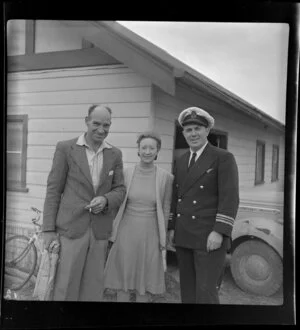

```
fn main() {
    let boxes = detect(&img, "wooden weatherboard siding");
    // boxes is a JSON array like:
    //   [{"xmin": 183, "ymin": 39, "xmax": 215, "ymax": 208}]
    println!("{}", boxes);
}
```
[
  {"xmin": 152, "ymin": 85, "xmax": 285, "ymax": 191},
  {"xmin": 6, "ymin": 65, "xmax": 152, "ymax": 232}
]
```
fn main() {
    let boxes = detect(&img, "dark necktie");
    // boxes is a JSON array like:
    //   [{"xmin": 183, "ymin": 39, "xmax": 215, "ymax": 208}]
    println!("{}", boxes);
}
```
[{"xmin": 188, "ymin": 152, "xmax": 197, "ymax": 170}]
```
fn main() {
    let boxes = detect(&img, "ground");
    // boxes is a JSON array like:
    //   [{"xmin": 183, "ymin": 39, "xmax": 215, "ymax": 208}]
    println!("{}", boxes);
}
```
[{"xmin": 3, "ymin": 252, "xmax": 283, "ymax": 305}]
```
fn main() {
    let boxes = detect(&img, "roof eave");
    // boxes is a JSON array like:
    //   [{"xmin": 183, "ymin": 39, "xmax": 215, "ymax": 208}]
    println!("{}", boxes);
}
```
[
  {"xmin": 71, "ymin": 21, "xmax": 285, "ymax": 133},
  {"xmin": 180, "ymin": 72, "xmax": 285, "ymax": 133}
]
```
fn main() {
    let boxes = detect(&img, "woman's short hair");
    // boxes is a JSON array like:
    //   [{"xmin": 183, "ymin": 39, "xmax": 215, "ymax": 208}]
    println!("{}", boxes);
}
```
[{"xmin": 136, "ymin": 131, "xmax": 162, "ymax": 151}]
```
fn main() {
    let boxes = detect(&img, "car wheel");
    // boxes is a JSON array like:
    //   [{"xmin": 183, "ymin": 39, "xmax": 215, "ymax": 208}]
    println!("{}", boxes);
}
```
[{"xmin": 230, "ymin": 239, "xmax": 283, "ymax": 296}]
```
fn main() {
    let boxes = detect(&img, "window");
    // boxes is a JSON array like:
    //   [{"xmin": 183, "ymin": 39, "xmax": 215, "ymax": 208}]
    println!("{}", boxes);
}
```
[
  {"xmin": 272, "ymin": 145, "xmax": 279, "ymax": 182},
  {"xmin": 7, "ymin": 115, "xmax": 28, "ymax": 192},
  {"xmin": 208, "ymin": 130, "xmax": 228, "ymax": 149},
  {"xmin": 255, "ymin": 140, "xmax": 265, "ymax": 185}
]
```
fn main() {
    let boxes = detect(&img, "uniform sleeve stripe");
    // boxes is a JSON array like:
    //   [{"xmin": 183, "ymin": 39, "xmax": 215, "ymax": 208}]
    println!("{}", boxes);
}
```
[
  {"xmin": 216, "ymin": 218, "xmax": 234, "ymax": 227},
  {"xmin": 216, "ymin": 213, "xmax": 234, "ymax": 221},
  {"xmin": 216, "ymin": 213, "xmax": 234, "ymax": 226}
]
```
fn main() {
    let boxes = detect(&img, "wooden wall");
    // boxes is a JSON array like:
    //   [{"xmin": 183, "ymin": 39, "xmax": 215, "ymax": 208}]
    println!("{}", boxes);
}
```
[
  {"xmin": 152, "ymin": 84, "xmax": 285, "ymax": 191},
  {"xmin": 6, "ymin": 64, "xmax": 285, "ymax": 235},
  {"xmin": 6, "ymin": 64, "xmax": 152, "ymax": 231}
]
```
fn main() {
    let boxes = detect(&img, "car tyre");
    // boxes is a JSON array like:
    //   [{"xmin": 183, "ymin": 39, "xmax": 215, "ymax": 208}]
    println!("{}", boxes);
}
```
[{"xmin": 230, "ymin": 239, "xmax": 282, "ymax": 296}]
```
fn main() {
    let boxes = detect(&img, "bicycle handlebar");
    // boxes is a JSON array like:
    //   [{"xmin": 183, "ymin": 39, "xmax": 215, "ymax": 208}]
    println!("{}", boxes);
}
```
[
  {"xmin": 31, "ymin": 207, "xmax": 42, "ymax": 229},
  {"xmin": 31, "ymin": 207, "xmax": 42, "ymax": 214}
]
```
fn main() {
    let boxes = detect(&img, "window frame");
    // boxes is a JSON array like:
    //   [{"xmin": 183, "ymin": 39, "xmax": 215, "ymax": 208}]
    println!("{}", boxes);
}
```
[
  {"xmin": 208, "ymin": 129, "xmax": 228, "ymax": 150},
  {"xmin": 271, "ymin": 144, "xmax": 280, "ymax": 182},
  {"xmin": 6, "ymin": 114, "xmax": 29, "ymax": 192},
  {"xmin": 255, "ymin": 140, "xmax": 265, "ymax": 185}
]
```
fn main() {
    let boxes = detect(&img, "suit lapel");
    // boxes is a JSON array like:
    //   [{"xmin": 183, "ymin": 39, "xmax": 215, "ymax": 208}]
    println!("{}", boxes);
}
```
[
  {"xmin": 177, "ymin": 151, "xmax": 190, "ymax": 178},
  {"xmin": 180, "ymin": 144, "xmax": 217, "ymax": 195},
  {"xmin": 70, "ymin": 143, "xmax": 93, "ymax": 187},
  {"xmin": 97, "ymin": 148, "xmax": 115, "ymax": 191}
]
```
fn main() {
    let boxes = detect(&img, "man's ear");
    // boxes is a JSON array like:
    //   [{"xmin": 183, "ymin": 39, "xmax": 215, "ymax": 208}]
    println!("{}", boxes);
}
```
[{"xmin": 85, "ymin": 116, "xmax": 89, "ymax": 124}]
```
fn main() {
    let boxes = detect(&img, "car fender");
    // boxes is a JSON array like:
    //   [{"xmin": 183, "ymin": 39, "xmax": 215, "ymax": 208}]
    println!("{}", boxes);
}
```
[{"xmin": 232, "ymin": 217, "xmax": 283, "ymax": 258}]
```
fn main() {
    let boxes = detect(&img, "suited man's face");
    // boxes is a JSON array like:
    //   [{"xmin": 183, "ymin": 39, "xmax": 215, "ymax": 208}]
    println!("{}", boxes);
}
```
[
  {"xmin": 182, "ymin": 124, "xmax": 210, "ymax": 151},
  {"xmin": 85, "ymin": 107, "xmax": 111, "ymax": 146}
]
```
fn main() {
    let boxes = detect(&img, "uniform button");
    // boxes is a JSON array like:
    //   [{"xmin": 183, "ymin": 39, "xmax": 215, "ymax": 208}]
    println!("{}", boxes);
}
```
[
  {"xmin": 193, "ymin": 200, "xmax": 197, "ymax": 204},
  {"xmin": 200, "ymin": 185, "xmax": 204, "ymax": 189},
  {"xmin": 192, "ymin": 216, "xmax": 196, "ymax": 219},
  {"xmin": 178, "ymin": 198, "xmax": 182, "ymax": 202},
  {"xmin": 177, "ymin": 213, "xmax": 181, "ymax": 217}
]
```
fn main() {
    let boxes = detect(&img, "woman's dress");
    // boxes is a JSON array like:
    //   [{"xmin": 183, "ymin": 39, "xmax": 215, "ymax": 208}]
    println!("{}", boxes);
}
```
[{"xmin": 104, "ymin": 165, "xmax": 165, "ymax": 295}]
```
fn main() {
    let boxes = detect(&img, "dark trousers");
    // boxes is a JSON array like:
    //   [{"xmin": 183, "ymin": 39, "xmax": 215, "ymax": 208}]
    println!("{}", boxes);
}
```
[{"xmin": 176, "ymin": 243, "xmax": 227, "ymax": 304}]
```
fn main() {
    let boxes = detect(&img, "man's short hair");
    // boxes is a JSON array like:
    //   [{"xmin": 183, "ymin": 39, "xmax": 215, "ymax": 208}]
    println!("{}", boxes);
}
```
[{"xmin": 88, "ymin": 104, "xmax": 112, "ymax": 117}]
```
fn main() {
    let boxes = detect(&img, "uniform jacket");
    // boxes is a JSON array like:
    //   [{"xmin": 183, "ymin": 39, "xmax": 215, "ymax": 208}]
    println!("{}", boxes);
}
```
[
  {"xmin": 42, "ymin": 137, "xmax": 126, "ymax": 240},
  {"xmin": 110, "ymin": 165, "xmax": 174, "ymax": 249},
  {"xmin": 170, "ymin": 143, "xmax": 239, "ymax": 250}
]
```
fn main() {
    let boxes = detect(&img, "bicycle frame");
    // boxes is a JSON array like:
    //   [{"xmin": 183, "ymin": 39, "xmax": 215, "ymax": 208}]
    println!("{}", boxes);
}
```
[
  {"xmin": 6, "ymin": 240, "xmax": 35, "ymax": 266},
  {"xmin": 5, "ymin": 209, "xmax": 41, "ymax": 265},
  {"xmin": 4, "ymin": 207, "xmax": 45, "ymax": 299}
]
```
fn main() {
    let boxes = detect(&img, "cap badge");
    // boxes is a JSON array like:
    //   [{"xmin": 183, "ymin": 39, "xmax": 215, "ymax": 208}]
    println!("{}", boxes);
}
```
[{"xmin": 190, "ymin": 110, "xmax": 197, "ymax": 119}]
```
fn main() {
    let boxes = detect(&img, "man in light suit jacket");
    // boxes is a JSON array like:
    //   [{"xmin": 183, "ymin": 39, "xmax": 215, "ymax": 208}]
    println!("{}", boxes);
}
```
[
  {"xmin": 42, "ymin": 104, "xmax": 126, "ymax": 301},
  {"xmin": 169, "ymin": 107, "xmax": 239, "ymax": 304}
]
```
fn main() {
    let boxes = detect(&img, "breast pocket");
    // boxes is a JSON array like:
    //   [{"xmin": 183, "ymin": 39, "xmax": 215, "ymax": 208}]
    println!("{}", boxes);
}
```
[
  {"xmin": 205, "ymin": 167, "xmax": 215, "ymax": 175},
  {"xmin": 198, "ymin": 168, "xmax": 217, "ymax": 194},
  {"xmin": 100, "ymin": 170, "xmax": 114, "ymax": 189},
  {"xmin": 105, "ymin": 174, "xmax": 113, "ymax": 186},
  {"xmin": 202, "ymin": 167, "xmax": 217, "ymax": 182}
]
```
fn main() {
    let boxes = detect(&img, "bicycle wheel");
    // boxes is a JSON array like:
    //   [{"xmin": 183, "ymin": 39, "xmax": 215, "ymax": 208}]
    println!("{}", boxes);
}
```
[{"xmin": 5, "ymin": 235, "xmax": 38, "ymax": 291}]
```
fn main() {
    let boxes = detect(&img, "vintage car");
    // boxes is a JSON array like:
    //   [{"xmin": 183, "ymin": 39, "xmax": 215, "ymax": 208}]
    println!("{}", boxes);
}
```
[
  {"xmin": 167, "ymin": 189, "xmax": 284, "ymax": 297},
  {"xmin": 229, "ymin": 189, "xmax": 283, "ymax": 297}
]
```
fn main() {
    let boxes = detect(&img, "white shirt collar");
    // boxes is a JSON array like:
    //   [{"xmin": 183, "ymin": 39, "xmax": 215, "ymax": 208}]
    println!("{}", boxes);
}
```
[
  {"xmin": 76, "ymin": 133, "xmax": 112, "ymax": 152},
  {"xmin": 189, "ymin": 141, "xmax": 208, "ymax": 161}
]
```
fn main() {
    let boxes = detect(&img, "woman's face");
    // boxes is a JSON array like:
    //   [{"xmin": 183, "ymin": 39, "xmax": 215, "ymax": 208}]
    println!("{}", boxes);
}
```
[{"xmin": 138, "ymin": 137, "xmax": 159, "ymax": 164}]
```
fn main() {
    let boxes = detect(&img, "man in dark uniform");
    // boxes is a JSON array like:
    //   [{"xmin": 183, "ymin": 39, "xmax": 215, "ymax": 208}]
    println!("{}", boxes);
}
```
[{"xmin": 168, "ymin": 106, "xmax": 239, "ymax": 304}]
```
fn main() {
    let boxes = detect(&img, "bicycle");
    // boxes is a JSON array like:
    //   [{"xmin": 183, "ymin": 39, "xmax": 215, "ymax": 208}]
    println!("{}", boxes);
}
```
[{"xmin": 5, "ymin": 207, "xmax": 43, "ymax": 292}]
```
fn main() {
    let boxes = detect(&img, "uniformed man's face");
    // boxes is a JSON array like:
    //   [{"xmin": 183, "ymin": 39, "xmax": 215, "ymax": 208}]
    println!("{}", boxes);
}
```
[
  {"xmin": 85, "ymin": 107, "xmax": 111, "ymax": 146},
  {"xmin": 182, "ymin": 124, "xmax": 210, "ymax": 152},
  {"xmin": 138, "ymin": 138, "xmax": 159, "ymax": 164}
]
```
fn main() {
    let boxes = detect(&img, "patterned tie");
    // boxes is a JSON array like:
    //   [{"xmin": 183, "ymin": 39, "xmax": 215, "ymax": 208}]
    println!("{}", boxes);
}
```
[{"xmin": 188, "ymin": 152, "xmax": 197, "ymax": 171}]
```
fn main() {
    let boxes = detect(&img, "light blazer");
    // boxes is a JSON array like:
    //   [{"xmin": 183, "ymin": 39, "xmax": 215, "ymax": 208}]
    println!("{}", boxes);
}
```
[
  {"xmin": 170, "ymin": 143, "xmax": 239, "ymax": 250},
  {"xmin": 110, "ymin": 165, "xmax": 174, "ymax": 249},
  {"xmin": 42, "ymin": 137, "xmax": 126, "ymax": 240}
]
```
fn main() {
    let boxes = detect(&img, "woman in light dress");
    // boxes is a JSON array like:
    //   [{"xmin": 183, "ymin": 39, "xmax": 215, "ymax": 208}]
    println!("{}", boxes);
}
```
[{"xmin": 104, "ymin": 131, "xmax": 173, "ymax": 302}]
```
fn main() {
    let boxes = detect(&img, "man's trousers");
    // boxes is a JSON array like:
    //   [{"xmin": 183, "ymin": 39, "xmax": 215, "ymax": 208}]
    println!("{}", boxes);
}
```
[
  {"xmin": 176, "ymin": 241, "xmax": 227, "ymax": 304},
  {"xmin": 53, "ymin": 226, "xmax": 108, "ymax": 301}
]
